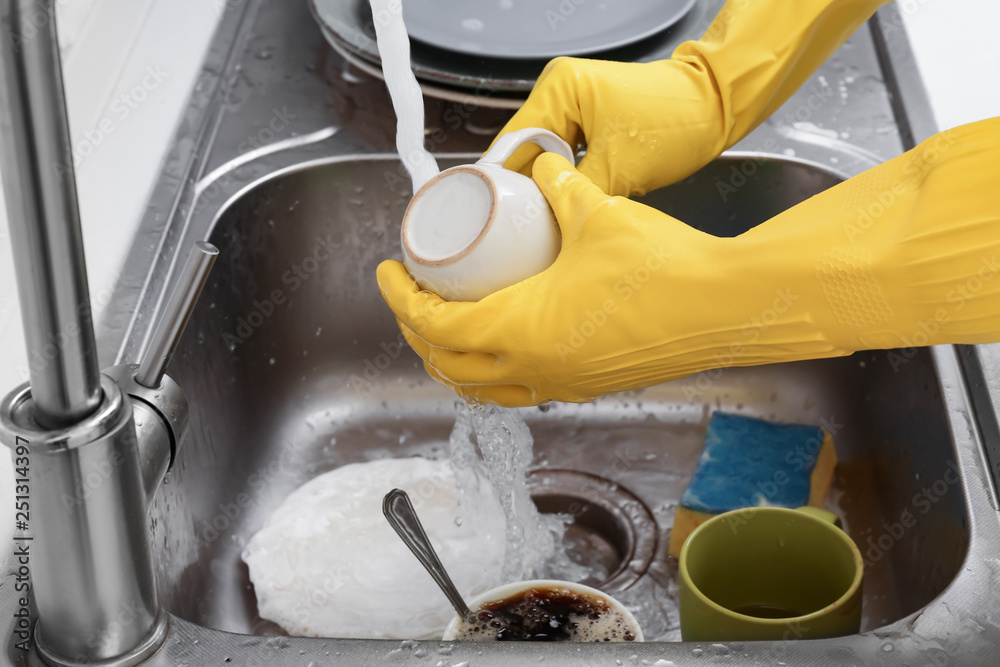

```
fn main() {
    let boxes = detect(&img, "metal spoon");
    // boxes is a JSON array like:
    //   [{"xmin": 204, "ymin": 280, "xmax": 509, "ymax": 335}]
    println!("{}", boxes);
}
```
[{"xmin": 382, "ymin": 488, "xmax": 475, "ymax": 622}]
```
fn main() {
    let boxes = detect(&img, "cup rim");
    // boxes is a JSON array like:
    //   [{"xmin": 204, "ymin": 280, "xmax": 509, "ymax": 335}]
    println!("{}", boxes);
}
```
[
  {"xmin": 441, "ymin": 579, "xmax": 644, "ymax": 642},
  {"xmin": 401, "ymin": 165, "xmax": 498, "ymax": 268},
  {"xmin": 678, "ymin": 506, "xmax": 864, "ymax": 626}
]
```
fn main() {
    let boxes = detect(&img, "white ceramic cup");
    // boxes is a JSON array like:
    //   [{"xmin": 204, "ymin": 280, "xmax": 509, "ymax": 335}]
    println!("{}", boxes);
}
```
[
  {"xmin": 441, "ymin": 579, "xmax": 644, "ymax": 642},
  {"xmin": 401, "ymin": 128, "xmax": 575, "ymax": 301}
]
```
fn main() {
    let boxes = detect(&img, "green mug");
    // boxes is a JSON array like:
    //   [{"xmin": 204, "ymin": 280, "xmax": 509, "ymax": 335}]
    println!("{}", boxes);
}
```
[{"xmin": 678, "ymin": 506, "xmax": 863, "ymax": 642}]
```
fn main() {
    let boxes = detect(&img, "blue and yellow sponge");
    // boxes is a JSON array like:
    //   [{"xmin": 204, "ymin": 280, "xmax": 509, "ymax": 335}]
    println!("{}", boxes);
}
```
[{"xmin": 668, "ymin": 412, "xmax": 838, "ymax": 557}]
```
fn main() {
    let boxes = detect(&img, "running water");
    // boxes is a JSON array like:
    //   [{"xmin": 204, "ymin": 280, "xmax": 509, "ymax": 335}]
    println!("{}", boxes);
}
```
[
  {"xmin": 369, "ymin": 0, "xmax": 439, "ymax": 191},
  {"xmin": 448, "ymin": 402, "xmax": 589, "ymax": 583},
  {"xmin": 371, "ymin": 0, "xmax": 591, "ymax": 592}
]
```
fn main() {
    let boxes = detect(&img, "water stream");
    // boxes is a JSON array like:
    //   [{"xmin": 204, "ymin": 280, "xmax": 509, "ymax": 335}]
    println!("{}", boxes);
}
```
[
  {"xmin": 369, "ymin": 0, "xmax": 439, "ymax": 192},
  {"xmin": 370, "ymin": 0, "xmax": 574, "ymax": 585},
  {"xmin": 447, "ymin": 403, "xmax": 589, "ymax": 583}
]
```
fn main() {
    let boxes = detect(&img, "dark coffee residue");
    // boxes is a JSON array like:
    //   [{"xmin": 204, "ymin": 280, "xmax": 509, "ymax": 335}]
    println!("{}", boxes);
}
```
[{"xmin": 474, "ymin": 587, "xmax": 631, "ymax": 642}]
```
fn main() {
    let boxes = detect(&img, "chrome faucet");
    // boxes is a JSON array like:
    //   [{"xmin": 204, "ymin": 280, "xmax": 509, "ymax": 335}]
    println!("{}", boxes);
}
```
[{"xmin": 0, "ymin": 1, "xmax": 216, "ymax": 664}]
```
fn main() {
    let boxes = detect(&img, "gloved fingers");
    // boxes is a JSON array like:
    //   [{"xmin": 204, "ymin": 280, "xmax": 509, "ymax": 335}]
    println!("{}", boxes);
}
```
[
  {"xmin": 376, "ymin": 259, "xmax": 497, "ymax": 353},
  {"xmin": 496, "ymin": 123, "xmax": 610, "ymax": 196},
  {"xmin": 500, "ymin": 142, "xmax": 544, "ymax": 181},
  {"xmin": 397, "ymin": 318, "xmax": 434, "ymax": 360},
  {"xmin": 421, "ymin": 362, "xmax": 539, "ymax": 407},
  {"xmin": 489, "ymin": 58, "xmax": 586, "ymax": 178},
  {"xmin": 460, "ymin": 381, "xmax": 540, "ymax": 408},
  {"xmin": 574, "ymin": 152, "xmax": 614, "ymax": 197},
  {"xmin": 425, "ymin": 346, "xmax": 504, "ymax": 386},
  {"xmin": 405, "ymin": 325, "xmax": 522, "ymax": 388},
  {"xmin": 394, "ymin": 322, "xmax": 496, "ymax": 401},
  {"xmin": 502, "ymin": 138, "xmax": 611, "ymax": 198},
  {"xmin": 463, "ymin": 384, "xmax": 540, "ymax": 408},
  {"xmin": 532, "ymin": 152, "xmax": 611, "ymax": 239},
  {"xmin": 383, "ymin": 264, "xmax": 547, "ymax": 398},
  {"xmin": 420, "ymin": 359, "xmax": 458, "ymax": 391}
]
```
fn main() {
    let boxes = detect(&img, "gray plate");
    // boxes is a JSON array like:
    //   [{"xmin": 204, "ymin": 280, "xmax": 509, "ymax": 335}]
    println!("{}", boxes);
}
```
[
  {"xmin": 403, "ymin": 0, "xmax": 697, "ymax": 60},
  {"xmin": 310, "ymin": 0, "xmax": 716, "ymax": 93}
]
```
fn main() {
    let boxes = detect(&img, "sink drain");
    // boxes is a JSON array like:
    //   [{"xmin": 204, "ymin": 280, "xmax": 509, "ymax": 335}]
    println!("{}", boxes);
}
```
[{"xmin": 527, "ymin": 468, "xmax": 657, "ymax": 592}]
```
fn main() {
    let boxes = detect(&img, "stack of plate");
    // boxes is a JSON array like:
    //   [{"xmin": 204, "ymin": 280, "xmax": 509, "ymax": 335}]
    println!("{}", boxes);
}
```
[{"xmin": 310, "ymin": 0, "xmax": 711, "ymax": 108}]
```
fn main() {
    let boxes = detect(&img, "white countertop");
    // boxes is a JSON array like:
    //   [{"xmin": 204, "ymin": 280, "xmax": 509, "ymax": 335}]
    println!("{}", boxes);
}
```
[
  {"xmin": 903, "ymin": 1, "xmax": 1000, "ymax": 130},
  {"xmin": 0, "ymin": 0, "xmax": 997, "ymax": 544}
]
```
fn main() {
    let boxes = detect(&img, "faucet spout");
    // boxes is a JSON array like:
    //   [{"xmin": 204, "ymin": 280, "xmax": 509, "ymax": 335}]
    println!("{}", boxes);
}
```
[{"xmin": 0, "ymin": 0, "xmax": 102, "ymax": 429}]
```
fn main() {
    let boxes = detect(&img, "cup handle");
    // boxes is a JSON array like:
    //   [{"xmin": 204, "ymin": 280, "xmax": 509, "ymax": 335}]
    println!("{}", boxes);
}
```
[
  {"xmin": 477, "ymin": 127, "xmax": 576, "ymax": 169},
  {"xmin": 795, "ymin": 506, "xmax": 843, "ymax": 529}
]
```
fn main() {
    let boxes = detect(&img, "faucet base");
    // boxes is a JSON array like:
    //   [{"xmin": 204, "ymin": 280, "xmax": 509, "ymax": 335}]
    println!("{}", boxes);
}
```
[
  {"xmin": 34, "ymin": 610, "xmax": 169, "ymax": 667},
  {"xmin": 0, "ymin": 377, "xmax": 161, "ymax": 665}
]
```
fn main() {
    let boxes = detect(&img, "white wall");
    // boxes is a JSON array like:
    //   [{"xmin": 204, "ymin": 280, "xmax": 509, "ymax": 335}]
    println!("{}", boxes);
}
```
[{"xmin": 901, "ymin": 1, "xmax": 1000, "ymax": 131}]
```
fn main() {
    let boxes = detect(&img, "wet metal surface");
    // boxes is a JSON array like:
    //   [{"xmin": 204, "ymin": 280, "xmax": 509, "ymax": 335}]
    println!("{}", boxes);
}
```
[
  {"xmin": 156, "ymin": 154, "xmax": 964, "ymax": 639},
  {"xmin": 2, "ymin": 0, "xmax": 998, "ymax": 665}
]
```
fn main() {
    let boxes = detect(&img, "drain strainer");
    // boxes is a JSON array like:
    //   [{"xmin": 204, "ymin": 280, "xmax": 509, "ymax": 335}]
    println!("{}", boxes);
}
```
[{"xmin": 527, "ymin": 468, "xmax": 657, "ymax": 592}]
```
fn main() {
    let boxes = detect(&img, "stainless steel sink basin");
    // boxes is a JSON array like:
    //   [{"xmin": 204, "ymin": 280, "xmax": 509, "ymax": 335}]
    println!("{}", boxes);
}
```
[
  {"xmin": 156, "ymin": 154, "xmax": 966, "ymax": 641},
  {"xmin": 5, "ymin": 0, "xmax": 997, "ymax": 664}
]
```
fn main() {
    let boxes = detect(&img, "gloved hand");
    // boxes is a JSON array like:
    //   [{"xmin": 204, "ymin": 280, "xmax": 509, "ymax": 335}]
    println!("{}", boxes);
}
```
[
  {"xmin": 496, "ymin": 0, "xmax": 891, "ymax": 197},
  {"xmin": 378, "ymin": 118, "xmax": 1000, "ymax": 406}
]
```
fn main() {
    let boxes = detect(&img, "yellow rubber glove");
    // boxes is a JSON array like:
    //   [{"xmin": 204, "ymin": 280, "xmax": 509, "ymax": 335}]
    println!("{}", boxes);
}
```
[
  {"xmin": 498, "ymin": 0, "xmax": 891, "ymax": 197},
  {"xmin": 377, "ymin": 118, "xmax": 1000, "ymax": 406}
]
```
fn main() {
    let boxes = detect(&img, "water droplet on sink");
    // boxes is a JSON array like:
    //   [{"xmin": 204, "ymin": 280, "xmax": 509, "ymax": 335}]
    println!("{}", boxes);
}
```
[
  {"xmin": 778, "ymin": 536, "xmax": 787, "ymax": 548},
  {"xmin": 256, "ymin": 49, "xmax": 273, "ymax": 60},
  {"xmin": 455, "ymin": 516, "xmax": 464, "ymax": 526},
  {"xmin": 627, "ymin": 126, "xmax": 638, "ymax": 137},
  {"xmin": 315, "ymin": 327, "xmax": 322, "ymax": 336},
  {"xmin": 269, "ymin": 357, "xmax": 276, "ymax": 365}
]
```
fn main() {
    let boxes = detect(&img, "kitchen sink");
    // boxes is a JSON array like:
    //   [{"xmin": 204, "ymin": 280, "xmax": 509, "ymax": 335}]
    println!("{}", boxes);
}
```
[
  {"xmin": 159, "ymin": 154, "xmax": 968, "ymax": 642},
  {"xmin": 4, "ymin": 0, "xmax": 998, "ymax": 664}
]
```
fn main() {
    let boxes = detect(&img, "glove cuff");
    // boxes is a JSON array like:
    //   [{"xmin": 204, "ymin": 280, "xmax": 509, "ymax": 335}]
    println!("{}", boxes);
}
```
[{"xmin": 728, "ymin": 118, "xmax": 1000, "ymax": 354}]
